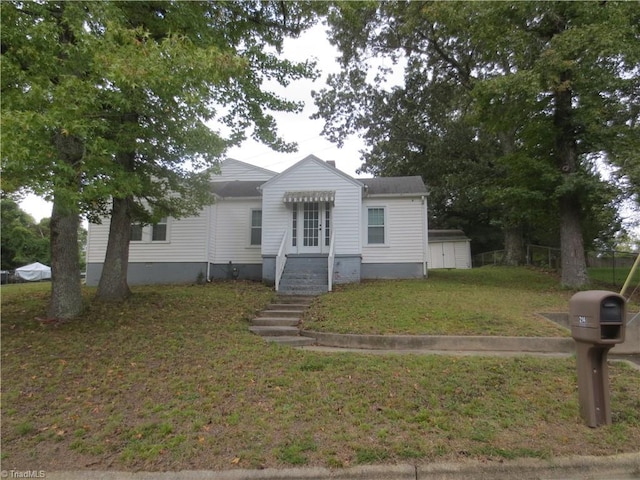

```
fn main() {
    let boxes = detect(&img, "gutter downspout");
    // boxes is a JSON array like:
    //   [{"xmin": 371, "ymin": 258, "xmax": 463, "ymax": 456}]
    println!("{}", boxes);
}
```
[
  {"xmin": 422, "ymin": 194, "xmax": 429, "ymax": 278},
  {"xmin": 85, "ymin": 220, "xmax": 91, "ymax": 281},
  {"xmin": 205, "ymin": 203, "xmax": 213, "ymax": 281}
]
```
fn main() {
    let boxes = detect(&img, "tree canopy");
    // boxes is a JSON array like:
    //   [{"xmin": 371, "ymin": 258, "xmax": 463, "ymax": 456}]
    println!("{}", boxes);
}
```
[
  {"xmin": 1, "ymin": 1, "xmax": 324, "ymax": 313},
  {"xmin": 0, "ymin": 197, "xmax": 50, "ymax": 270},
  {"xmin": 2, "ymin": 1, "xmax": 320, "ymax": 221},
  {"xmin": 313, "ymin": 1, "xmax": 639, "ymax": 286}
]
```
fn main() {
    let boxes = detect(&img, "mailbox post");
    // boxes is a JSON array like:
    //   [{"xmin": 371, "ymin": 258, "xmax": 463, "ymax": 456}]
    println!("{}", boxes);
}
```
[{"xmin": 569, "ymin": 290, "xmax": 626, "ymax": 428}]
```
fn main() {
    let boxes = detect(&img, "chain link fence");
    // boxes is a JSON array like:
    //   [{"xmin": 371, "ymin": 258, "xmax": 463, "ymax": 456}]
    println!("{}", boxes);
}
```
[
  {"xmin": 586, "ymin": 250, "xmax": 639, "ymax": 288},
  {"xmin": 473, "ymin": 246, "xmax": 639, "ymax": 289},
  {"xmin": 472, "ymin": 245, "xmax": 561, "ymax": 269}
]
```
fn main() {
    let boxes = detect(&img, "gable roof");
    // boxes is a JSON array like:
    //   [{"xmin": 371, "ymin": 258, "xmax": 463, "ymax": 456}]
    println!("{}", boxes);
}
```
[
  {"xmin": 361, "ymin": 176, "xmax": 427, "ymax": 196},
  {"xmin": 260, "ymin": 154, "xmax": 364, "ymax": 191},
  {"xmin": 220, "ymin": 158, "xmax": 277, "ymax": 178},
  {"xmin": 211, "ymin": 180, "xmax": 265, "ymax": 198},
  {"xmin": 429, "ymin": 229, "xmax": 470, "ymax": 242},
  {"xmin": 210, "ymin": 156, "xmax": 428, "ymax": 198}
]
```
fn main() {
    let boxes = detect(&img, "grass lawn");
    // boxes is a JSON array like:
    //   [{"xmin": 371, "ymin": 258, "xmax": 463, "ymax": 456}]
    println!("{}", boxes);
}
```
[
  {"xmin": 589, "ymin": 265, "xmax": 640, "ymax": 290},
  {"xmin": 303, "ymin": 267, "xmax": 580, "ymax": 336},
  {"xmin": 2, "ymin": 273, "xmax": 640, "ymax": 472}
]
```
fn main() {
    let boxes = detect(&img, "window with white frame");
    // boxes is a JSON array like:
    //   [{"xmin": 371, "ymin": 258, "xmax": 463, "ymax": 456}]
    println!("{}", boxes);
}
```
[
  {"xmin": 291, "ymin": 206, "xmax": 297, "ymax": 247},
  {"xmin": 367, "ymin": 207, "xmax": 385, "ymax": 244},
  {"xmin": 324, "ymin": 202, "xmax": 331, "ymax": 247},
  {"xmin": 152, "ymin": 217, "xmax": 168, "ymax": 242},
  {"xmin": 250, "ymin": 209, "xmax": 262, "ymax": 246},
  {"xmin": 130, "ymin": 222, "xmax": 143, "ymax": 242}
]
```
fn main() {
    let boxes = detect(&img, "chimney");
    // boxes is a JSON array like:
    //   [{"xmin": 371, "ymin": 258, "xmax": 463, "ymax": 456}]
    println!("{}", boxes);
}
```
[{"xmin": 326, "ymin": 160, "xmax": 336, "ymax": 168}]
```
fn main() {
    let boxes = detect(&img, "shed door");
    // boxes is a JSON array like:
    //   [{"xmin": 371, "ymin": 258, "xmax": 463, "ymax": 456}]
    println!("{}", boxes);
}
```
[
  {"xmin": 429, "ymin": 242, "xmax": 455, "ymax": 269},
  {"xmin": 442, "ymin": 243, "xmax": 456, "ymax": 268}
]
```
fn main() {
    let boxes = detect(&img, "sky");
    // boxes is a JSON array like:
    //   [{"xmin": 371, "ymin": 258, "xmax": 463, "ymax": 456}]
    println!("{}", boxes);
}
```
[{"xmin": 19, "ymin": 23, "xmax": 366, "ymax": 223}]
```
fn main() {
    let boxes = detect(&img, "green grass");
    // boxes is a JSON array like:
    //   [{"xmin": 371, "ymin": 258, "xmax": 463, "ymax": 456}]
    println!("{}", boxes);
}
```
[
  {"xmin": 303, "ymin": 267, "xmax": 576, "ymax": 336},
  {"xmin": 2, "ymin": 273, "xmax": 640, "ymax": 472},
  {"xmin": 589, "ymin": 265, "xmax": 640, "ymax": 289}
]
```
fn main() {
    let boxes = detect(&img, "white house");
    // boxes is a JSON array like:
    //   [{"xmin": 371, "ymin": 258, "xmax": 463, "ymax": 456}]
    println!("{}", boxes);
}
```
[{"xmin": 86, "ymin": 155, "xmax": 443, "ymax": 294}]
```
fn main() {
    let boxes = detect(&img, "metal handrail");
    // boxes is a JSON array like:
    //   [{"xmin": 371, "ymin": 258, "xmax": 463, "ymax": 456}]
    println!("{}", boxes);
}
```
[
  {"xmin": 275, "ymin": 230, "xmax": 288, "ymax": 292},
  {"xmin": 328, "ymin": 230, "xmax": 335, "ymax": 292}
]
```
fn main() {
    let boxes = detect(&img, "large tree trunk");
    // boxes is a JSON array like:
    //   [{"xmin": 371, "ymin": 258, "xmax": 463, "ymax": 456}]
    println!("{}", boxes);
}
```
[
  {"xmin": 96, "ymin": 146, "xmax": 137, "ymax": 302},
  {"xmin": 503, "ymin": 225, "xmax": 526, "ymax": 266},
  {"xmin": 96, "ymin": 196, "xmax": 133, "ymax": 301},
  {"xmin": 497, "ymin": 131, "xmax": 527, "ymax": 266},
  {"xmin": 48, "ymin": 132, "xmax": 84, "ymax": 319},
  {"xmin": 48, "ymin": 196, "xmax": 83, "ymax": 318},
  {"xmin": 554, "ymin": 73, "xmax": 588, "ymax": 288},
  {"xmin": 559, "ymin": 197, "xmax": 588, "ymax": 287}
]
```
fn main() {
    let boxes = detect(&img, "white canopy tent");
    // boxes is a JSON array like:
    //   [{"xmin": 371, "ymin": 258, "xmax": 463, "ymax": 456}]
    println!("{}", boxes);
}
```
[{"xmin": 15, "ymin": 262, "xmax": 51, "ymax": 281}]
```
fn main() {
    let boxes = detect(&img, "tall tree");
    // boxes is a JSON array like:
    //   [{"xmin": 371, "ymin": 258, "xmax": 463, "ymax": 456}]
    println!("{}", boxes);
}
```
[
  {"xmin": 2, "ymin": 1, "xmax": 322, "ymax": 311},
  {"xmin": 2, "ymin": 1, "xmax": 94, "ymax": 316},
  {"xmin": 0, "ymin": 198, "xmax": 50, "ymax": 270},
  {"xmin": 313, "ymin": 1, "xmax": 637, "ymax": 286},
  {"xmin": 94, "ymin": 1, "xmax": 321, "ymax": 301}
]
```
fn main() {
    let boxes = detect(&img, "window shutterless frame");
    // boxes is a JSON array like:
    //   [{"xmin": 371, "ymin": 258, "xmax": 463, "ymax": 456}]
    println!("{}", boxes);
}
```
[
  {"xmin": 367, "ymin": 207, "xmax": 385, "ymax": 245},
  {"xmin": 250, "ymin": 209, "xmax": 262, "ymax": 246}
]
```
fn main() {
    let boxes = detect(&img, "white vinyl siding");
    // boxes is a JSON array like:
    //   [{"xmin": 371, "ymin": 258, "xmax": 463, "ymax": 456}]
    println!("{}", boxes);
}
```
[
  {"xmin": 260, "ymin": 157, "xmax": 362, "ymax": 256},
  {"xmin": 87, "ymin": 214, "xmax": 208, "ymax": 263},
  {"xmin": 210, "ymin": 199, "xmax": 264, "ymax": 264},
  {"xmin": 214, "ymin": 159, "xmax": 276, "ymax": 181},
  {"xmin": 455, "ymin": 242, "xmax": 471, "ymax": 268},
  {"xmin": 361, "ymin": 197, "xmax": 426, "ymax": 264}
]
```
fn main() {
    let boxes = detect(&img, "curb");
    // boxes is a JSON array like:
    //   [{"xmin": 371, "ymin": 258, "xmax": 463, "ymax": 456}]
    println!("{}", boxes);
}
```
[
  {"xmin": 417, "ymin": 453, "xmax": 640, "ymax": 479},
  {"xmin": 42, "ymin": 452, "xmax": 640, "ymax": 480},
  {"xmin": 301, "ymin": 331, "xmax": 576, "ymax": 354},
  {"xmin": 539, "ymin": 311, "xmax": 640, "ymax": 355}
]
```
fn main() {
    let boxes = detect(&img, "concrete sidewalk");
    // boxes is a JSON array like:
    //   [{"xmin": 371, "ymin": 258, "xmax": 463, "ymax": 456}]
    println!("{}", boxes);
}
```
[{"xmin": 43, "ymin": 452, "xmax": 640, "ymax": 480}]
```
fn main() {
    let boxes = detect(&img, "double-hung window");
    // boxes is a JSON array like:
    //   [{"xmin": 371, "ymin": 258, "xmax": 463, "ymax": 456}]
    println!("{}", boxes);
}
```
[
  {"xmin": 152, "ymin": 217, "xmax": 168, "ymax": 242},
  {"xmin": 367, "ymin": 207, "xmax": 385, "ymax": 245},
  {"xmin": 130, "ymin": 222, "xmax": 143, "ymax": 242},
  {"xmin": 250, "ymin": 209, "xmax": 262, "ymax": 246},
  {"xmin": 130, "ymin": 217, "xmax": 169, "ymax": 242}
]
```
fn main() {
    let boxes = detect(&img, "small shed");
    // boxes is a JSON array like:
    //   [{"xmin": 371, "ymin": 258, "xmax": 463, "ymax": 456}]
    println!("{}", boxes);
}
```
[
  {"xmin": 428, "ymin": 230, "xmax": 472, "ymax": 269},
  {"xmin": 15, "ymin": 262, "xmax": 51, "ymax": 281}
]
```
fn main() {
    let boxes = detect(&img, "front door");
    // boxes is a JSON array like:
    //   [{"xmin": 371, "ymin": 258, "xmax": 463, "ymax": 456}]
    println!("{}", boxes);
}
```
[{"xmin": 293, "ymin": 202, "xmax": 331, "ymax": 253}]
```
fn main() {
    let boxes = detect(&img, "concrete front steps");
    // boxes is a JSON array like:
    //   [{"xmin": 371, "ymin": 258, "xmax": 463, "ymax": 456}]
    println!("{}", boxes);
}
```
[
  {"xmin": 249, "ymin": 295, "xmax": 316, "ymax": 347},
  {"xmin": 277, "ymin": 255, "xmax": 329, "ymax": 296}
]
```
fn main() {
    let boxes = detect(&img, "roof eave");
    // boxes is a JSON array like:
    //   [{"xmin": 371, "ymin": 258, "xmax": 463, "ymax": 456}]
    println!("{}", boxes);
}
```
[
  {"xmin": 215, "ymin": 196, "xmax": 262, "ymax": 201},
  {"xmin": 364, "ymin": 192, "xmax": 427, "ymax": 198}
]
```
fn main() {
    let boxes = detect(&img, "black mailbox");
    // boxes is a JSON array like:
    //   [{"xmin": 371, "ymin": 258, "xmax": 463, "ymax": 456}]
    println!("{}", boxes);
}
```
[{"xmin": 570, "ymin": 290, "xmax": 626, "ymax": 345}]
